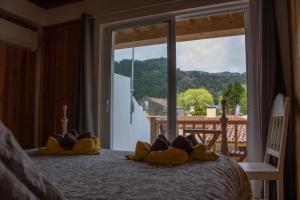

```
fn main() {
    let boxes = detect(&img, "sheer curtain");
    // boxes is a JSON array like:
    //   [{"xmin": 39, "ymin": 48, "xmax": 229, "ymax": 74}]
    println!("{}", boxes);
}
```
[
  {"xmin": 245, "ymin": 1, "xmax": 264, "ymax": 197},
  {"xmin": 246, "ymin": 0, "xmax": 295, "ymax": 199}
]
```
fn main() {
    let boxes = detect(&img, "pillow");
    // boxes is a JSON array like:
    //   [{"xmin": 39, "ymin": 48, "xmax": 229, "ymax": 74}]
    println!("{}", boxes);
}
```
[
  {"xmin": 0, "ymin": 160, "xmax": 38, "ymax": 200},
  {"xmin": 0, "ymin": 121, "xmax": 65, "ymax": 200}
]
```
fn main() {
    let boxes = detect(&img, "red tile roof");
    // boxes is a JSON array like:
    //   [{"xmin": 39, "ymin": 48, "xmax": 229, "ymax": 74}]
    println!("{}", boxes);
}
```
[
  {"xmin": 152, "ymin": 115, "xmax": 247, "ymax": 143},
  {"xmin": 177, "ymin": 115, "xmax": 247, "ymax": 122}
]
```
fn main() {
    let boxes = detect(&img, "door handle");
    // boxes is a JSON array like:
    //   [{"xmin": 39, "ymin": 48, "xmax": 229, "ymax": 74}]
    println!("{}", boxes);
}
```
[{"xmin": 106, "ymin": 98, "xmax": 110, "ymax": 112}]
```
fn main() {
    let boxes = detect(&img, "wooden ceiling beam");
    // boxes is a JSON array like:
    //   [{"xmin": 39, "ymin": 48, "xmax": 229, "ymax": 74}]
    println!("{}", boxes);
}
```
[
  {"xmin": 114, "ymin": 12, "xmax": 245, "ymax": 49},
  {"xmin": 27, "ymin": 0, "xmax": 84, "ymax": 9},
  {"xmin": 0, "ymin": 8, "xmax": 39, "ymax": 32}
]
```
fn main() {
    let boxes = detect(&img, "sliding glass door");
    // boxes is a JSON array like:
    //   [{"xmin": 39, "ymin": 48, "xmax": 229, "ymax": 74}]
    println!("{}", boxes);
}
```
[{"xmin": 109, "ymin": 19, "xmax": 176, "ymax": 151}]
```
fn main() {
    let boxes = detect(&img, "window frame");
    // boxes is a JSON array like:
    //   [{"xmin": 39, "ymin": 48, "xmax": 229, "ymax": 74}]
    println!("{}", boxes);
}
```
[{"xmin": 100, "ymin": 1, "xmax": 250, "ymax": 149}]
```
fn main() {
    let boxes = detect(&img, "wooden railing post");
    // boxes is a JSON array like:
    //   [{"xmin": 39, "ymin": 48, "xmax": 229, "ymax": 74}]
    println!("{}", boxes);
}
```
[
  {"xmin": 220, "ymin": 100, "xmax": 229, "ymax": 155},
  {"xmin": 213, "ymin": 124, "xmax": 216, "ymax": 152},
  {"xmin": 234, "ymin": 124, "xmax": 238, "ymax": 151},
  {"xmin": 159, "ymin": 124, "xmax": 163, "ymax": 136},
  {"xmin": 150, "ymin": 117, "xmax": 156, "ymax": 144}
]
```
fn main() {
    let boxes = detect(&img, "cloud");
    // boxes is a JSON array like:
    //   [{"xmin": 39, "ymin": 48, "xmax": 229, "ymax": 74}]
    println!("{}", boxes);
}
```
[
  {"xmin": 114, "ymin": 44, "xmax": 167, "ymax": 61},
  {"xmin": 176, "ymin": 35, "xmax": 246, "ymax": 73},
  {"xmin": 114, "ymin": 35, "xmax": 246, "ymax": 73}
]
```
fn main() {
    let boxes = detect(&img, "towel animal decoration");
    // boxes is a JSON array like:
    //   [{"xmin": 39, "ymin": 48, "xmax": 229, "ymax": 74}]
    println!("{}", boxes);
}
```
[
  {"xmin": 126, "ymin": 135, "xmax": 218, "ymax": 165},
  {"xmin": 40, "ymin": 129, "xmax": 100, "ymax": 155},
  {"xmin": 39, "ymin": 105, "xmax": 100, "ymax": 155}
]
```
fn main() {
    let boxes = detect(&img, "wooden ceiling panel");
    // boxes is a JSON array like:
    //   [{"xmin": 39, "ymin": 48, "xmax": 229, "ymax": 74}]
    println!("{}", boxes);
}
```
[
  {"xmin": 27, "ymin": 0, "xmax": 84, "ymax": 9},
  {"xmin": 114, "ymin": 12, "xmax": 245, "ymax": 49}
]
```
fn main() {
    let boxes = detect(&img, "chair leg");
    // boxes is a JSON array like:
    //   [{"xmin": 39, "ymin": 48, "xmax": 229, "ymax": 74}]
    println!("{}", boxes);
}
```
[
  {"xmin": 264, "ymin": 180, "xmax": 269, "ymax": 200},
  {"xmin": 277, "ymin": 179, "xmax": 284, "ymax": 200}
]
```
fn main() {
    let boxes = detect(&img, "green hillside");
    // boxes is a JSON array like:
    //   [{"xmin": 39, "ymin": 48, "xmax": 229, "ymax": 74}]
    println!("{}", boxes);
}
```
[{"xmin": 114, "ymin": 58, "xmax": 246, "ymax": 103}]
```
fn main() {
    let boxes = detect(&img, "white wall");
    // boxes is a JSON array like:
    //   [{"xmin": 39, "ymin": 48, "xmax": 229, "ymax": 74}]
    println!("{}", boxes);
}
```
[
  {"xmin": 0, "ymin": 19, "xmax": 38, "ymax": 50},
  {"xmin": 112, "ymin": 74, "xmax": 150, "ymax": 151},
  {"xmin": 1, "ymin": 0, "xmax": 245, "ymax": 26},
  {"xmin": 0, "ymin": 0, "xmax": 47, "ymax": 25},
  {"xmin": 0, "ymin": 0, "xmax": 43, "ymax": 50}
]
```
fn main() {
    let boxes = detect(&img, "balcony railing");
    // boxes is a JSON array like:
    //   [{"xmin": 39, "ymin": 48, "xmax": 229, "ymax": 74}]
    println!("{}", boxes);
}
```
[{"xmin": 148, "ymin": 115, "xmax": 247, "ymax": 154}]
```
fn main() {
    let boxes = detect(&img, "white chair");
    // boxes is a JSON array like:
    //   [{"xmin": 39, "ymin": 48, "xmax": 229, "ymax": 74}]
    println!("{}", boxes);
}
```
[{"xmin": 239, "ymin": 94, "xmax": 290, "ymax": 200}]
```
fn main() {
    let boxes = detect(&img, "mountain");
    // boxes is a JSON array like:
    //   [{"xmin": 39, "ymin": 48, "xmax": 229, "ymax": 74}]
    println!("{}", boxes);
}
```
[{"xmin": 114, "ymin": 58, "xmax": 246, "ymax": 103}]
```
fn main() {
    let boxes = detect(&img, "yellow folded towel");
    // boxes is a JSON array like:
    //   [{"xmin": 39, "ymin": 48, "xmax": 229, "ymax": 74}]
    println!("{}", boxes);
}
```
[
  {"xmin": 127, "ymin": 141, "xmax": 151, "ymax": 161},
  {"xmin": 39, "ymin": 137, "xmax": 64, "ymax": 155},
  {"xmin": 144, "ymin": 147, "xmax": 189, "ymax": 165},
  {"xmin": 73, "ymin": 138, "xmax": 101, "ymax": 155},
  {"xmin": 190, "ymin": 143, "xmax": 219, "ymax": 161},
  {"xmin": 39, "ymin": 137, "xmax": 100, "ymax": 155},
  {"xmin": 127, "ymin": 141, "xmax": 218, "ymax": 165}
]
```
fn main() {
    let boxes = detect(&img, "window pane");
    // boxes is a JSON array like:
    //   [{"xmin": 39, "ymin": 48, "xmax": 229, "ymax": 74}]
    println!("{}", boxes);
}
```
[
  {"xmin": 112, "ymin": 23, "xmax": 168, "ymax": 151},
  {"xmin": 175, "ymin": 12, "xmax": 248, "ymax": 159}
]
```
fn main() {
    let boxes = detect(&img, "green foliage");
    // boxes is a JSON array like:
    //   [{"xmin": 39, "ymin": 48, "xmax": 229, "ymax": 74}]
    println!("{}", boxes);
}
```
[
  {"xmin": 114, "ymin": 58, "xmax": 247, "ymax": 112},
  {"xmin": 217, "ymin": 95, "xmax": 223, "ymax": 115},
  {"xmin": 114, "ymin": 58, "xmax": 168, "ymax": 100},
  {"xmin": 193, "ymin": 100, "xmax": 205, "ymax": 116},
  {"xmin": 240, "ymin": 84, "xmax": 247, "ymax": 114},
  {"xmin": 222, "ymin": 82, "xmax": 245, "ymax": 114},
  {"xmin": 177, "ymin": 88, "xmax": 214, "ymax": 115},
  {"xmin": 177, "ymin": 69, "xmax": 246, "ymax": 104}
]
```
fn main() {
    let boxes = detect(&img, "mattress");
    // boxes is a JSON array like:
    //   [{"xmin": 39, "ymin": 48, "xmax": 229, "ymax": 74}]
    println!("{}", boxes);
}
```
[{"xmin": 31, "ymin": 149, "xmax": 251, "ymax": 200}]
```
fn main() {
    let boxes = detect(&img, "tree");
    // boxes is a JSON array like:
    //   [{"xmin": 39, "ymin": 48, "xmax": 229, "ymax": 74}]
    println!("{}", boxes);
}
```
[
  {"xmin": 193, "ymin": 100, "xmax": 205, "ymax": 116},
  {"xmin": 114, "ymin": 58, "xmax": 247, "ymax": 102},
  {"xmin": 240, "ymin": 84, "xmax": 247, "ymax": 114},
  {"xmin": 177, "ymin": 88, "xmax": 214, "ymax": 115},
  {"xmin": 222, "ymin": 82, "xmax": 245, "ymax": 114}
]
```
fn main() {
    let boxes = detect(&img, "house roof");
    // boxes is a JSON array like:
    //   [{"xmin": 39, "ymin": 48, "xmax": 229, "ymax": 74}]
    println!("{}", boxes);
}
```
[
  {"xmin": 178, "ymin": 115, "xmax": 247, "ymax": 121},
  {"xmin": 139, "ymin": 97, "xmax": 167, "ymax": 107}
]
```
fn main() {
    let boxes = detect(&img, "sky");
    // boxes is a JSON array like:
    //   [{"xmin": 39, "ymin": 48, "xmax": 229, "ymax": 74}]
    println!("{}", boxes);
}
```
[{"xmin": 114, "ymin": 35, "xmax": 246, "ymax": 73}]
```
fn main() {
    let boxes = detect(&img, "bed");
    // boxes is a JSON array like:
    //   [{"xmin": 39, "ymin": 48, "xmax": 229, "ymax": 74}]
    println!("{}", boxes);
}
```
[{"xmin": 30, "ymin": 149, "xmax": 251, "ymax": 200}]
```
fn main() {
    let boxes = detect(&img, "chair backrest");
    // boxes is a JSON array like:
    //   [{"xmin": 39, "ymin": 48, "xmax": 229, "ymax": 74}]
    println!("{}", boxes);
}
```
[{"xmin": 264, "ymin": 94, "xmax": 290, "ymax": 171}]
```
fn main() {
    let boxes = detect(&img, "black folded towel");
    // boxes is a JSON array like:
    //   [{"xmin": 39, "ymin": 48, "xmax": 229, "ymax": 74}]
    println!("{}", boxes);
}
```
[
  {"xmin": 51, "ymin": 134, "xmax": 64, "ymax": 143},
  {"xmin": 59, "ymin": 133, "xmax": 78, "ymax": 150},
  {"xmin": 158, "ymin": 134, "xmax": 172, "ymax": 146},
  {"xmin": 77, "ymin": 132, "xmax": 94, "ymax": 140},
  {"xmin": 69, "ymin": 129, "xmax": 79, "ymax": 139},
  {"xmin": 151, "ymin": 137, "xmax": 169, "ymax": 151},
  {"xmin": 172, "ymin": 135, "xmax": 194, "ymax": 154},
  {"xmin": 186, "ymin": 135, "xmax": 199, "ymax": 146}
]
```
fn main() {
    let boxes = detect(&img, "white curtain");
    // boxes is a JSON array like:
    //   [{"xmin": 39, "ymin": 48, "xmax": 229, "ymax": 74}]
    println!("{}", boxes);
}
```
[
  {"xmin": 245, "ymin": 1, "xmax": 264, "ymax": 198},
  {"xmin": 246, "ymin": 0, "xmax": 295, "ymax": 198}
]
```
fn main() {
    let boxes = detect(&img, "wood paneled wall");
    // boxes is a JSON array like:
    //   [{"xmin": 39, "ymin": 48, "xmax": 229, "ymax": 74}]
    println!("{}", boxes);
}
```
[
  {"xmin": 291, "ymin": 0, "xmax": 300, "ymax": 198},
  {"xmin": 40, "ymin": 21, "xmax": 80, "ymax": 145},
  {"xmin": 0, "ymin": 41, "xmax": 36, "ymax": 149}
]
